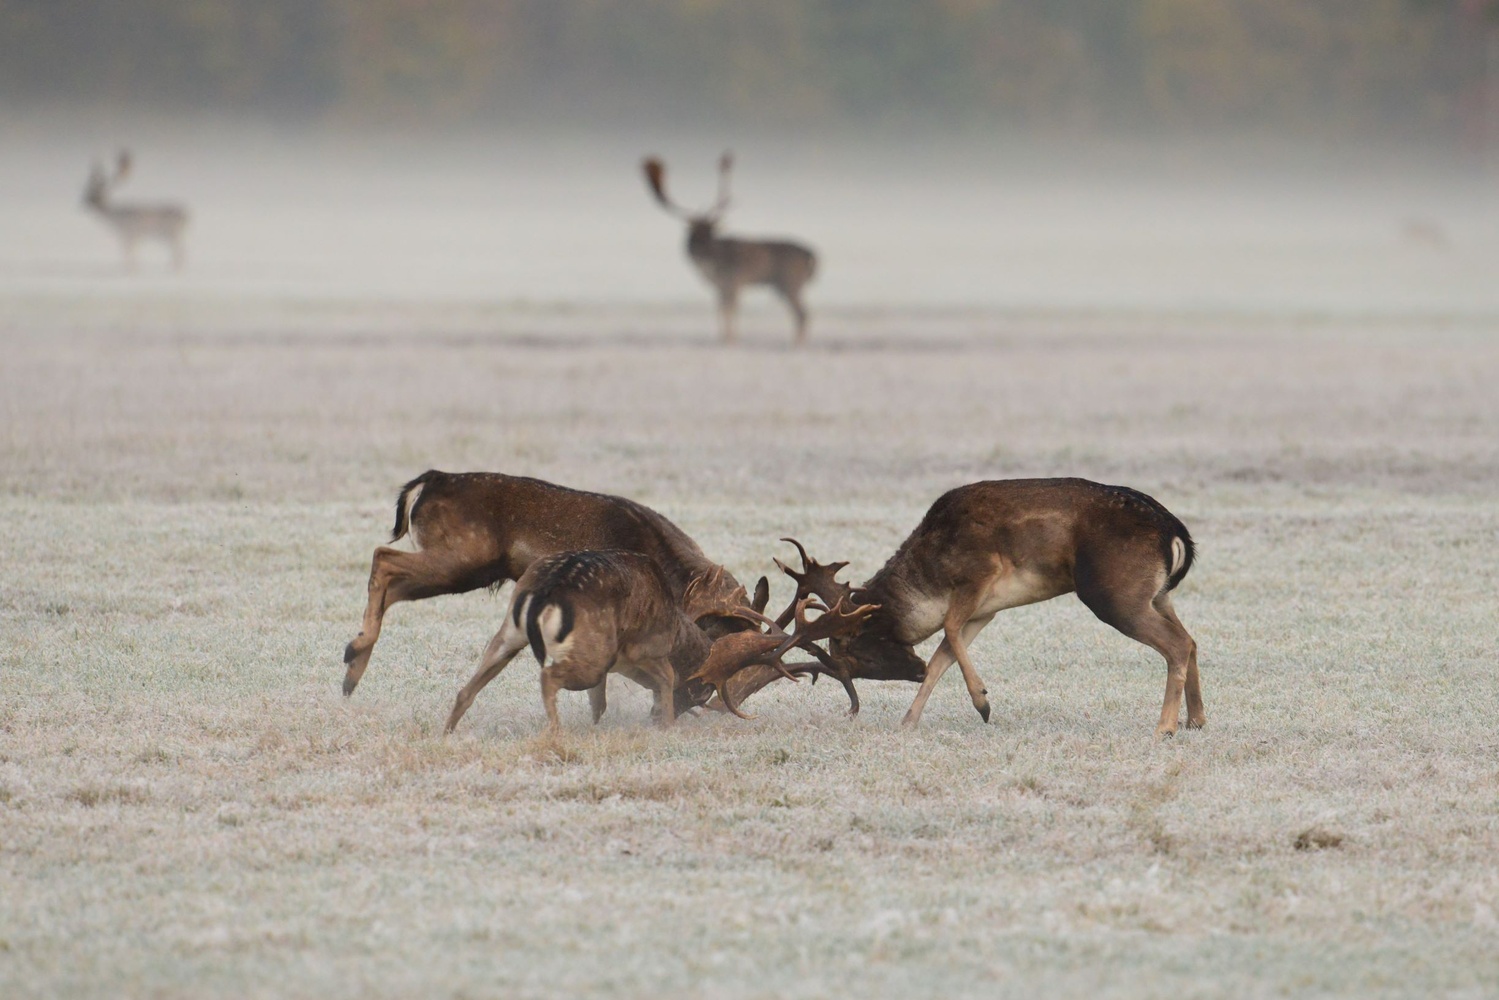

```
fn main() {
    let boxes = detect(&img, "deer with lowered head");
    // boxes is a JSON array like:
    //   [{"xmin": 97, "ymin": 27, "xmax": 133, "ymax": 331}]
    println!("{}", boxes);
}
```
[
  {"xmin": 82, "ymin": 150, "xmax": 189, "ymax": 269},
  {"xmin": 643, "ymin": 152, "xmax": 817, "ymax": 345},
  {"xmin": 342, "ymin": 470, "xmax": 765, "ymax": 701},
  {"xmin": 762, "ymin": 478, "xmax": 1204, "ymax": 737},
  {"xmin": 444, "ymin": 551, "xmax": 874, "ymax": 732}
]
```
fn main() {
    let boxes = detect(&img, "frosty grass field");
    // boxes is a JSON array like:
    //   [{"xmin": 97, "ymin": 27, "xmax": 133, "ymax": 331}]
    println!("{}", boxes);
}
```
[
  {"xmin": 2, "ymin": 295, "xmax": 1497, "ymax": 999},
  {"xmin": 2, "ymin": 131, "xmax": 1499, "ymax": 998}
]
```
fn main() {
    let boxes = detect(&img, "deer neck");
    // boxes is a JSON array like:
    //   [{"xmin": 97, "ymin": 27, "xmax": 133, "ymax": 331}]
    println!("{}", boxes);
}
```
[
  {"xmin": 858, "ymin": 564, "xmax": 947, "ymax": 646},
  {"xmin": 686, "ymin": 221, "xmax": 720, "ymax": 262}
]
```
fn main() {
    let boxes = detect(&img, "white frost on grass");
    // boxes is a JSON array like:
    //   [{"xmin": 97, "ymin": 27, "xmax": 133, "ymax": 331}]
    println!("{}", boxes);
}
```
[{"xmin": 2, "ymin": 306, "xmax": 1498, "ymax": 998}]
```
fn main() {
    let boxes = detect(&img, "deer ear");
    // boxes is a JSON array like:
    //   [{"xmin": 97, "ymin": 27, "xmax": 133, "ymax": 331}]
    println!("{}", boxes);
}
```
[{"xmin": 752, "ymin": 576, "xmax": 770, "ymax": 614}]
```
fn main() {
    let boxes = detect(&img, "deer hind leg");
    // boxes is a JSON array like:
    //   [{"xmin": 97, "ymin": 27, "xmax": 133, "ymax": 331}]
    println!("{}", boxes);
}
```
[
  {"xmin": 1076, "ymin": 571, "xmax": 1198, "ymax": 737},
  {"xmin": 539, "ymin": 666, "xmax": 566, "ymax": 731},
  {"xmin": 343, "ymin": 545, "xmax": 480, "ymax": 696},
  {"xmin": 717, "ymin": 286, "xmax": 739, "ymax": 344},
  {"xmin": 1156, "ymin": 594, "xmax": 1204, "ymax": 729},
  {"xmin": 588, "ymin": 681, "xmax": 608, "ymax": 724},
  {"xmin": 445, "ymin": 616, "xmax": 530, "ymax": 733},
  {"xmin": 776, "ymin": 284, "xmax": 809, "ymax": 346},
  {"xmin": 901, "ymin": 613, "xmax": 995, "ymax": 728}
]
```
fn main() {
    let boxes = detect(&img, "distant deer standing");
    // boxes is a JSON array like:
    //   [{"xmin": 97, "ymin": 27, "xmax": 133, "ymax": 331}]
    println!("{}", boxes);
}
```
[
  {"xmin": 643, "ymin": 153, "xmax": 817, "ymax": 345},
  {"xmin": 767, "ymin": 479, "xmax": 1204, "ymax": 736},
  {"xmin": 82, "ymin": 151, "xmax": 189, "ymax": 269},
  {"xmin": 342, "ymin": 471, "xmax": 761, "ymax": 703}
]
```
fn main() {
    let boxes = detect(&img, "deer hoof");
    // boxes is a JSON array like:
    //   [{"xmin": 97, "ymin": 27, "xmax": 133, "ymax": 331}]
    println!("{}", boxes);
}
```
[
  {"xmin": 1185, "ymin": 715, "xmax": 1206, "ymax": 730},
  {"xmin": 977, "ymin": 703, "xmax": 991, "ymax": 724},
  {"xmin": 342, "ymin": 641, "xmax": 360, "ymax": 664}
]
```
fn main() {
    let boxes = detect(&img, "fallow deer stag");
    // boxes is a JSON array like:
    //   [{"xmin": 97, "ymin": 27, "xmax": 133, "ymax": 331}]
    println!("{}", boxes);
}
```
[
  {"xmin": 82, "ymin": 150, "xmax": 189, "ymax": 269},
  {"xmin": 772, "ymin": 479, "xmax": 1203, "ymax": 736},
  {"xmin": 643, "ymin": 152, "xmax": 817, "ymax": 345},
  {"xmin": 342, "ymin": 471, "xmax": 760, "ymax": 698},
  {"xmin": 445, "ymin": 551, "xmax": 874, "ymax": 732}
]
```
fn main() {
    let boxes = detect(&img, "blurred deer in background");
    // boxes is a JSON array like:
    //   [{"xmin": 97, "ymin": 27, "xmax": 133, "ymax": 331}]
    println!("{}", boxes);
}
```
[
  {"xmin": 444, "ymin": 551, "xmax": 873, "ymax": 733},
  {"xmin": 761, "ymin": 480, "xmax": 1203, "ymax": 737},
  {"xmin": 82, "ymin": 150, "xmax": 189, "ymax": 270},
  {"xmin": 643, "ymin": 152, "xmax": 817, "ymax": 345}
]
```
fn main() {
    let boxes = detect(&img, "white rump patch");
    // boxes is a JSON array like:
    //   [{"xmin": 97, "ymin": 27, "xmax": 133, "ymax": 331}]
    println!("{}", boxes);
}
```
[
  {"xmin": 403, "ymin": 483, "xmax": 425, "ymax": 550},
  {"xmin": 1170, "ymin": 537, "xmax": 1186, "ymax": 578},
  {"xmin": 538, "ymin": 604, "xmax": 572, "ymax": 659}
]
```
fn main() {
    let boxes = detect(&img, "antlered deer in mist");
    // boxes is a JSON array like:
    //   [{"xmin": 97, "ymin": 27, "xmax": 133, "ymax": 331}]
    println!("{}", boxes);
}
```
[
  {"xmin": 643, "ymin": 152, "xmax": 817, "ymax": 345},
  {"xmin": 771, "ymin": 479, "xmax": 1204, "ymax": 736},
  {"xmin": 444, "ymin": 551, "xmax": 871, "ymax": 732},
  {"xmin": 342, "ymin": 471, "xmax": 760, "ymax": 699},
  {"xmin": 82, "ymin": 150, "xmax": 189, "ymax": 269}
]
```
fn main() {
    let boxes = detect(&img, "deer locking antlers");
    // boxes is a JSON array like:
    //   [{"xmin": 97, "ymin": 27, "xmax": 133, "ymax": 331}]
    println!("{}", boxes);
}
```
[{"xmin": 690, "ymin": 594, "xmax": 878, "ymax": 719}]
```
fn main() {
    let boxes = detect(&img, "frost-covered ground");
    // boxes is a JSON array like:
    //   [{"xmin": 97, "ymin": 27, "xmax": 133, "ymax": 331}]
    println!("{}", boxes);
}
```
[{"xmin": 2, "ymin": 127, "xmax": 1498, "ymax": 997}]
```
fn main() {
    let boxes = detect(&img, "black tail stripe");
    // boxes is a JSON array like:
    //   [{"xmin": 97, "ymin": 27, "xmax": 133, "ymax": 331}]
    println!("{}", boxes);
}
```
[
  {"xmin": 390, "ymin": 470, "xmax": 437, "ymax": 542},
  {"xmin": 525, "ymin": 598, "xmax": 547, "ymax": 664},
  {"xmin": 525, "ymin": 595, "xmax": 574, "ymax": 664}
]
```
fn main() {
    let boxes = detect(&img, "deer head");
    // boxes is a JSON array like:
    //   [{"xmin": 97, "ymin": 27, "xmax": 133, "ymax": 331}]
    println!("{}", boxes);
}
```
[
  {"xmin": 82, "ymin": 150, "xmax": 132, "ymax": 209},
  {"xmin": 773, "ymin": 538, "xmax": 925, "ymax": 685}
]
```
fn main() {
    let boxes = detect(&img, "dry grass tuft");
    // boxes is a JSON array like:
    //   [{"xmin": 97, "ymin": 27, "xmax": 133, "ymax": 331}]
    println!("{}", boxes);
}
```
[{"xmin": 1294, "ymin": 825, "xmax": 1347, "ymax": 851}]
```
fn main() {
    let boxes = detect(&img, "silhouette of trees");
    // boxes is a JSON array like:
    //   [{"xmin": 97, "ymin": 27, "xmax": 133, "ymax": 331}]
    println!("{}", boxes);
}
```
[{"xmin": 0, "ymin": 0, "xmax": 1489, "ymax": 139}]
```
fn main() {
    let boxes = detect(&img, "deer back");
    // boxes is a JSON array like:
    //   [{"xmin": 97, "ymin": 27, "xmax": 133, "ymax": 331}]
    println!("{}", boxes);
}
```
[
  {"xmin": 515, "ymin": 550, "xmax": 678, "ymax": 664},
  {"xmin": 859, "ymin": 478, "xmax": 1194, "ymax": 646},
  {"xmin": 397, "ymin": 471, "xmax": 727, "ymax": 598}
]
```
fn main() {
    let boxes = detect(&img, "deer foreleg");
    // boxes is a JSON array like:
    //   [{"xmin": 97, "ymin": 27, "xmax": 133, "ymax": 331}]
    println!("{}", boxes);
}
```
[
  {"xmin": 638, "ymin": 658, "xmax": 678, "ymax": 727},
  {"xmin": 900, "ymin": 614, "xmax": 994, "ymax": 728},
  {"xmin": 943, "ymin": 613, "xmax": 996, "ymax": 723},
  {"xmin": 588, "ymin": 681, "xmax": 608, "ymax": 724},
  {"xmin": 901, "ymin": 642, "xmax": 955, "ymax": 729}
]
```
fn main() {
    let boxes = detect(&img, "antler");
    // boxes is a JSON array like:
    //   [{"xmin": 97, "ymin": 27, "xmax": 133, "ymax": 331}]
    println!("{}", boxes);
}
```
[
  {"xmin": 689, "ymin": 594, "xmax": 878, "ymax": 718},
  {"xmin": 681, "ymin": 565, "xmax": 756, "ymax": 625},
  {"xmin": 773, "ymin": 537, "xmax": 854, "ymax": 625},
  {"xmin": 711, "ymin": 151, "xmax": 733, "ymax": 218},
  {"xmin": 113, "ymin": 149, "xmax": 133, "ymax": 183},
  {"xmin": 642, "ymin": 156, "xmax": 690, "ymax": 218}
]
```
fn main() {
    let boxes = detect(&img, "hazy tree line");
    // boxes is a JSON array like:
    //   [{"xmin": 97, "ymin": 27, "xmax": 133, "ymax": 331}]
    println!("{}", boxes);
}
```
[{"xmin": 2, "ymin": 0, "xmax": 1495, "ymax": 140}]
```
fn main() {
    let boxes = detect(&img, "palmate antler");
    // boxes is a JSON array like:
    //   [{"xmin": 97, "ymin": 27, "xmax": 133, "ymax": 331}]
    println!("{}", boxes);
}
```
[
  {"xmin": 690, "ymin": 595, "xmax": 877, "ymax": 718},
  {"xmin": 642, "ymin": 152, "xmax": 733, "ymax": 222},
  {"xmin": 774, "ymin": 538, "xmax": 855, "ymax": 625}
]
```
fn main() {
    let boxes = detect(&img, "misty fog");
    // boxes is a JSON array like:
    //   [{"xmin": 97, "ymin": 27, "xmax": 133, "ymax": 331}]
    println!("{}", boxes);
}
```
[{"xmin": 4, "ymin": 119, "xmax": 1495, "ymax": 323}]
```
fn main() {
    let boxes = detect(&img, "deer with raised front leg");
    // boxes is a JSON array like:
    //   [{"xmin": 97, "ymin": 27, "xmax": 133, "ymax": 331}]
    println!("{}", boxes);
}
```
[
  {"xmin": 754, "ymin": 480, "xmax": 1204, "ymax": 737},
  {"xmin": 342, "ymin": 471, "xmax": 759, "ymax": 700}
]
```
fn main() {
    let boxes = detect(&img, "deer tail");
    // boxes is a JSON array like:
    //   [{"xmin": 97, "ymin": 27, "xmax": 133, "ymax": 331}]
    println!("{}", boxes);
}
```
[
  {"xmin": 1165, "ymin": 525, "xmax": 1195, "ymax": 592},
  {"xmin": 525, "ymin": 591, "xmax": 575, "ymax": 665},
  {"xmin": 391, "ymin": 470, "xmax": 439, "ymax": 543}
]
